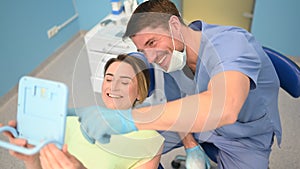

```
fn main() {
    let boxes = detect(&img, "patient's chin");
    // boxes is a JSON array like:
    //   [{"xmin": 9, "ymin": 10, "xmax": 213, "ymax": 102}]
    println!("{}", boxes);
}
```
[
  {"xmin": 103, "ymin": 101, "xmax": 117, "ymax": 109},
  {"xmin": 103, "ymin": 99, "xmax": 133, "ymax": 110},
  {"xmin": 104, "ymin": 102, "xmax": 126, "ymax": 110}
]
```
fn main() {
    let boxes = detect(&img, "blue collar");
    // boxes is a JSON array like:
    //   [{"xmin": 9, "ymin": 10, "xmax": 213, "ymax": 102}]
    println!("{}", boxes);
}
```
[{"xmin": 189, "ymin": 20, "xmax": 202, "ymax": 31}]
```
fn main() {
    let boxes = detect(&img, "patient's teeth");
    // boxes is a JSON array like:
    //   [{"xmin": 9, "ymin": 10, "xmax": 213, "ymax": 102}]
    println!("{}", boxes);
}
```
[{"xmin": 108, "ymin": 93, "xmax": 122, "ymax": 98}]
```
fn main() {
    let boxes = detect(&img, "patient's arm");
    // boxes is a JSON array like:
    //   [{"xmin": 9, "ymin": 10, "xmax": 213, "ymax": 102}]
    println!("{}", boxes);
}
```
[
  {"xmin": 134, "ymin": 154, "xmax": 161, "ymax": 169},
  {"xmin": 134, "ymin": 144, "xmax": 163, "ymax": 169},
  {"xmin": 40, "ymin": 144, "xmax": 87, "ymax": 169},
  {"xmin": 0, "ymin": 120, "xmax": 42, "ymax": 169}
]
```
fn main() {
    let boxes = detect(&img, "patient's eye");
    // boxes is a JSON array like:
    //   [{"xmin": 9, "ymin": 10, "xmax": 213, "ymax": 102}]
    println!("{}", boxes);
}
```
[{"xmin": 120, "ymin": 79, "xmax": 131, "ymax": 85}]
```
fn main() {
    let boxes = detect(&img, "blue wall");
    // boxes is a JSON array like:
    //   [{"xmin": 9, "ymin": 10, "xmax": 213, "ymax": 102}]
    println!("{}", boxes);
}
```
[
  {"xmin": 0, "ymin": 0, "xmax": 181, "ymax": 97},
  {"xmin": 0, "ymin": 0, "xmax": 110, "ymax": 97},
  {"xmin": 0, "ymin": 1, "xmax": 79, "ymax": 96},
  {"xmin": 251, "ymin": 0, "xmax": 300, "ymax": 56},
  {"xmin": 76, "ymin": 0, "xmax": 110, "ymax": 30},
  {"xmin": 75, "ymin": 0, "xmax": 180, "ymax": 30},
  {"xmin": 5, "ymin": 0, "xmax": 298, "ymax": 97}
]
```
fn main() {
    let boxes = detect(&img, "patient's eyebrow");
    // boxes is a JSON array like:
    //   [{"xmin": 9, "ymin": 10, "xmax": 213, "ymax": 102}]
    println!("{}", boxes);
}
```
[
  {"xmin": 120, "ymin": 76, "xmax": 132, "ymax": 80},
  {"xmin": 105, "ymin": 73, "xmax": 132, "ymax": 80}
]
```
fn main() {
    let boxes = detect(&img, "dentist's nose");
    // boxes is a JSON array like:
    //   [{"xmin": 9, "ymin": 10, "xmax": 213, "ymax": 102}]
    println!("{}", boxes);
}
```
[{"xmin": 143, "ymin": 49, "xmax": 157, "ymax": 63}]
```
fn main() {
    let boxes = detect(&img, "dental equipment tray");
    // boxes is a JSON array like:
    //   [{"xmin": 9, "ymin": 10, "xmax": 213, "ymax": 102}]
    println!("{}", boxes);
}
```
[{"xmin": 0, "ymin": 76, "xmax": 68, "ymax": 155}]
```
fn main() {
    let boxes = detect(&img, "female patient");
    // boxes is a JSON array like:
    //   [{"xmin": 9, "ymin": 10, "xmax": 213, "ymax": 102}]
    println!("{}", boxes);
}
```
[{"xmin": 2, "ymin": 53, "xmax": 164, "ymax": 169}]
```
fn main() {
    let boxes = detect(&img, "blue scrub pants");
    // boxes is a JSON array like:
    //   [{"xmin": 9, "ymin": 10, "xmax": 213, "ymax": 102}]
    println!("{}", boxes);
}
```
[{"xmin": 159, "ymin": 131, "xmax": 273, "ymax": 169}]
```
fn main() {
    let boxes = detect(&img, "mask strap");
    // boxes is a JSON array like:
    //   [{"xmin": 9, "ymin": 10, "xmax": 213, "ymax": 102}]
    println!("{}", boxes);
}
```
[
  {"xmin": 180, "ymin": 32, "xmax": 186, "ymax": 51},
  {"xmin": 169, "ymin": 23, "xmax": 185, "ymax": 51},
  {"xmin": 169, "ymin": 24, "xmax": 176, "ymax": 50}
]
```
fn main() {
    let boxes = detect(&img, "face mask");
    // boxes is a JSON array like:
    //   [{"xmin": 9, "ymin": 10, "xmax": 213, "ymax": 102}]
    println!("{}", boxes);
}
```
[{"xmin": 157, "ymin": 24, "xmax": 187, "ymax": 73}]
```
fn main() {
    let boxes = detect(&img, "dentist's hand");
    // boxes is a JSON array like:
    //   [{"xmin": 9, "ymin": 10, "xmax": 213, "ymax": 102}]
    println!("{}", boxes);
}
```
[
  {"xmin": 185, "ymin": 145, "xmax": 211, "ymax": 169},
  {"xmin": 67, "ymin": 106, "xmax": 137, "ymax": 144}
]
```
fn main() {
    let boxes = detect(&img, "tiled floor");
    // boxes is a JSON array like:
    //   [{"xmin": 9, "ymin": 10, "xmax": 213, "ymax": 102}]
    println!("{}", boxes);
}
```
[{"xmin": 0, "ymin": 34, "xmax": 299, "ymax": 169}]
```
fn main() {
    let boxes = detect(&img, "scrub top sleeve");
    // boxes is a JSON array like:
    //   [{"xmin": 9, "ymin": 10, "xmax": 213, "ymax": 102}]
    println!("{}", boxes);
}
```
[{"xmin": 204, "ymin": 31, "xmax": 261, "ymax": 89}]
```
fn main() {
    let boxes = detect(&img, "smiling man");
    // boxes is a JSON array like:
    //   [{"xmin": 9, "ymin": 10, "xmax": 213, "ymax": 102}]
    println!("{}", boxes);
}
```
[{"xmin": 69, "ymin": 0, "xmax": 282, "ymax": 169}]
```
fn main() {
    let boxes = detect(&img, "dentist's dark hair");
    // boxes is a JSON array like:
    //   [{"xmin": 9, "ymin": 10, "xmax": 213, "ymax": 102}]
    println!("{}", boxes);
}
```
[{"xmin": 123, "ymin": 0, "xmax": 185, "ymax": 39}]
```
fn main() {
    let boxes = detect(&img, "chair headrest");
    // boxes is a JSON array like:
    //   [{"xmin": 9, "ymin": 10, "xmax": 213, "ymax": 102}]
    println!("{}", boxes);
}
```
[
  {"xmin": 127, "ymin": 52, "xmax": 155, "ymax": 97},
  {"xmin": 263, "ymin": 47, "xmax": 300, "ymax": 98}
]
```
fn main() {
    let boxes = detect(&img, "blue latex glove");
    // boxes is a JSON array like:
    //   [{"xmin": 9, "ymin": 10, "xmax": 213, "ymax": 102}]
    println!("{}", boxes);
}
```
[
  {"xmin": 67, "ymin": 106, "xmax": 137, "ymax": 144},
  {"xmin": 185, "ymin": 145, "xmax": 211, "ymax": 169}
]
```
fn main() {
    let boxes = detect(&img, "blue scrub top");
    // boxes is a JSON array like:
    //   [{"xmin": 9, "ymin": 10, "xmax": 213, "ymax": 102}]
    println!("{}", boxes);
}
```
[{"xmin": 165, "ymin": 21, "xmax": 282, "ymax": 151}]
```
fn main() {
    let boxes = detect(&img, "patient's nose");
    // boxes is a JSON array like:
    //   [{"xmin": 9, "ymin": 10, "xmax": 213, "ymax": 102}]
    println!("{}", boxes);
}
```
[{"xmin": 110, "ymin": 80, "xmax": 121, "ymax": 91}]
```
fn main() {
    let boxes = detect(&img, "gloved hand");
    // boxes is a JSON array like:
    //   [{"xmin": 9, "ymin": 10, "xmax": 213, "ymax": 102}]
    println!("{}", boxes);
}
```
[
  {"xmin": 185, "ymin": 145, "xmax": 211, "ymax": 169},
  {"xmin": 67, "ymin": 106, "xmax": 137, "ymax": 144}
]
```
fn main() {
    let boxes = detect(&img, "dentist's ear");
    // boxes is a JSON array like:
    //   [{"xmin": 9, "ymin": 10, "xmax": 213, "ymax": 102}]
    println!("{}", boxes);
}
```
[
  {"xmin": 168, "ymin": 15, "xmax": 181, "ymax": 32},
  {"xmin": 168, "ymin": 15, "xmax": 182, "ymax": 41}
]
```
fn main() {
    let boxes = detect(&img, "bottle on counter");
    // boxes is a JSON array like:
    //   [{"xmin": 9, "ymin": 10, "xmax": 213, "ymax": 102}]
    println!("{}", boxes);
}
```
[{"xmin": 111, "ymin": 0, "xmax": 123, "ymax": 15}]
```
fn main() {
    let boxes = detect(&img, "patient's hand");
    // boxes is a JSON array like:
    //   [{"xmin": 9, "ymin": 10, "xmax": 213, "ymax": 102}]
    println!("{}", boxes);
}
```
[
  {"xmin": 40, "ymin": 144, "xmax": 87, "ymax": 169},
  {"xmin": 1, "ymin": 120, "xmax": 41, "ymax": 169}
]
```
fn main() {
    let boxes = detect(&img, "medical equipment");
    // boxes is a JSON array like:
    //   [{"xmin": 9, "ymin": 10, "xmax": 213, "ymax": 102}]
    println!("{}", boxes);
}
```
[
  {"xmin": 0, "ymin": 76, "xmax": 68, "ymax": 155},
  {"xmin": 124, "ymin": 0, "xmax": 138, "ymax": 15},
  {"xmin": 111, "ymin": 0, "xmax": 123, "ymax": 15},
  {"xmin": 100, "ymin": 19, "xmax": 116, "ymax": 26}
]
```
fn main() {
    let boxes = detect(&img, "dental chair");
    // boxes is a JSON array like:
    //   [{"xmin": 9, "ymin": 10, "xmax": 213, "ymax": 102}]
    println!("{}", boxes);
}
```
[
  {"xmin": 263, "ymin": 46, "xmax": 300, "ymax": 98},
  {"xmin": 170, "ymin": 46, "xmax": 300, "ymax": 169}
]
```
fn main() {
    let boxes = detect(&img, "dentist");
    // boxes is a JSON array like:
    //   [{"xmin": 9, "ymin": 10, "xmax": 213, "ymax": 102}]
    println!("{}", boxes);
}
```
[{"xmin": 72, "ymin": 0, "xmax": 281, "ymax": 168}]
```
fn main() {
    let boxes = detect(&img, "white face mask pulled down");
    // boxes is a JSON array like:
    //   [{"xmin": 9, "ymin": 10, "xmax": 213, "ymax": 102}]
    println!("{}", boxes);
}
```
[{"xmin": 156, "ymin": 25, "xmax": 187, "ymax": 73}]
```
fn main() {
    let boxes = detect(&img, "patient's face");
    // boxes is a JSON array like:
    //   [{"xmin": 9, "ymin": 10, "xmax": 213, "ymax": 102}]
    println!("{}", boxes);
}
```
[{"xmin": 102, "ymin": 61, "xmax": 139, "ymax": 109}]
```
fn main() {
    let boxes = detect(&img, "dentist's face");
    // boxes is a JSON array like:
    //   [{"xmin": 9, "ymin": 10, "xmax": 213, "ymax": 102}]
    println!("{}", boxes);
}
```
[
  {"xmin": 131, "ymin": 27, "xmax": 174, "ymax": 71},
  {"xmin": 102, "ymin": 61, "xmax": 139, "ymax": 110}
]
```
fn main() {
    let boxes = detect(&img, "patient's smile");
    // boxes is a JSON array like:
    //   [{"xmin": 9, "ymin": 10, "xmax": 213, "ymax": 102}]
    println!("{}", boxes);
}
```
[{"xmin": 107, "ymin": 93, "xmax": 123, "ymax": 99}]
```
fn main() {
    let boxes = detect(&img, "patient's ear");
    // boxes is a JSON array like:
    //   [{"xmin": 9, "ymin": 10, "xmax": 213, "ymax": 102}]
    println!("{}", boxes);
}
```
[
  {"xmin": 136, "ymin": 90, "xmax": 141, "ymax": 101},
  {"xmin": 135, "ymin": 96, "xmax": 141, "ymax": 104}
]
